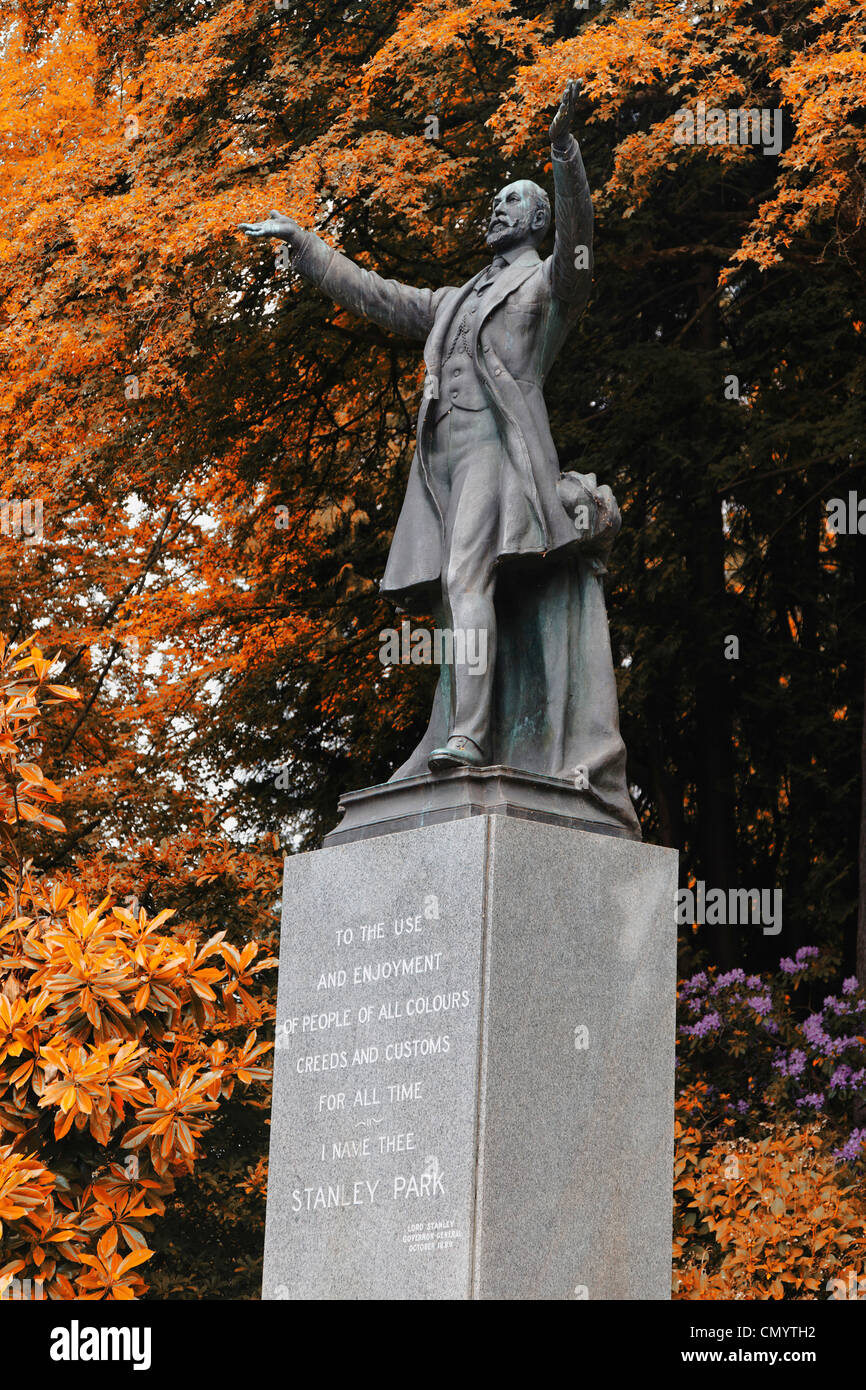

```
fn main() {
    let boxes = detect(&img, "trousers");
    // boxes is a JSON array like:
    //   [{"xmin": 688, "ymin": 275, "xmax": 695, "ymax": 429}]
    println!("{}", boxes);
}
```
[{"xmin": 425, "ymin": 404, "xmax": 502, "ymax": 753}]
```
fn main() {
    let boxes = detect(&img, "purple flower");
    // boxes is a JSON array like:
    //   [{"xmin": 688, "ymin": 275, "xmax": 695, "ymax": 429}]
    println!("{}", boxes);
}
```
[
  {"xmin": 780, "ymin": 1048, "xmax": 807, "ymax": 1078},
  {"xmin": 832, "ymin": 1129, "xmax": 866, "ymax": 1163},
  {"xmin": 843, "ymin": 977, "xmax": 859, "ymax": 996},
  {"xmin": 823, "ymin": 995, "xmax": 851, "ymax": 1017},
  {"xmin": 795, "ymin": 1092, "xmax": 824, "ymax": 1111},
  {"xmin": 830, "ymin": 1065, "xmax": 853, "ymax": 1089},
  {"xmin": 686, "ymin": 1011, "xmax": 721, "ymax": 1038},
  {"xmin": 736, "ymin": 1099, "xmax": 749, "ymax": 1115},
  {"xmin": 803, "ymin": 1014, "xmax": 832, "ymax": 1050},
  {"xmin": 716, "ymin": 969, "xmax": 746, "ymax": 988},
  {"xmin": 781, "ymin": 946, "xmax": 819, "ymax": 973},
  {"xmin": 746, "ymin": 994, "xmax": 773, "ymax": 1015},
  {"xmin": 746, "ymin": 975, "xmax": 762, "ymax": 989},
  {"xmin": 681, "ymin": 971, "xmax": 707, "ymax": 997}
]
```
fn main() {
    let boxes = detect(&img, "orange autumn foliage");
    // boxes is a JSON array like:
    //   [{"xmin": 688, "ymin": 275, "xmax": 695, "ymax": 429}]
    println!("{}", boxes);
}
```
[
  {"xmin": 0, "ymin": 633, "xmax": 276, "ymax": 1298},
  {"xmin": 673, "ymin": 1086, "xmax": 866, "ymax": 1300}
]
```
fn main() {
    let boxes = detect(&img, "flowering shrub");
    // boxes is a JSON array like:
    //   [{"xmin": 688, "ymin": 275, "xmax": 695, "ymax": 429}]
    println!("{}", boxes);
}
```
[
  {"xmin": 678, "ymin": 949, "xmax": 866, "ymax": 1163},
  {"xmin": 0, "ymin": 635, "xmax": 276, "ymax": 1298},
  {"xmin": 674, "ymin": 949, "xmax": 866, "ymax": 1298}
]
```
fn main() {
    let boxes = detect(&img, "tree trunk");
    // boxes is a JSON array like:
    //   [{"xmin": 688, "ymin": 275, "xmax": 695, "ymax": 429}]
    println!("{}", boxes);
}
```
[
  {"xmin": 858, "ymin": 646, "xmax": 866, "ymax": 990},
  {"xmin": 691, "ymin": 262, "xmax": 736, "ymax": 970}
]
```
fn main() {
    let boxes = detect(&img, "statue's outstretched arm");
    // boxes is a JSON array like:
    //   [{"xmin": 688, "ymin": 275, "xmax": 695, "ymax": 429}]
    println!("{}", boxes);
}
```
[{"xmin": 239, "ymin": 212, "xmax": 448, "ymax": 342}]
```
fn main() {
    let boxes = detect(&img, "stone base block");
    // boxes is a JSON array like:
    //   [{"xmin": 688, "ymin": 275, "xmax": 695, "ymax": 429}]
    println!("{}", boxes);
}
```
[{"xmin": 262, "ymin": 814, "xmax": 677, "ymax": 1300}]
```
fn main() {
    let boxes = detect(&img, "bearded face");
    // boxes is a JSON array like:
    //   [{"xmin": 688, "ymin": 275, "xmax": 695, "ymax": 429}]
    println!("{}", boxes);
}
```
[{"xmin": 486, "ymin": 180, "xmax": 548, "ymax": 251}]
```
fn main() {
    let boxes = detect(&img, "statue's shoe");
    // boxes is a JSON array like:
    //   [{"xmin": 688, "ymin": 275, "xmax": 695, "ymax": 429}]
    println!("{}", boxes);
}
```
[{"xmin": 428, "ymin": 736, "xmax": 486, "ymax": 772}]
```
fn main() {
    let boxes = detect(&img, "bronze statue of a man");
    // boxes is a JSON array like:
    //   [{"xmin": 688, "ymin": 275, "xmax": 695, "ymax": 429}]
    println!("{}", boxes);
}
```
[{"xmin": 242, "ymin": 82, "xmax": 639, "ymax": 837}]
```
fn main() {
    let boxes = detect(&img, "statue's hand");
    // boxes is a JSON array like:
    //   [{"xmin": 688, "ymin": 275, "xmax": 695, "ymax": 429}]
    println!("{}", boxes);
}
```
[
  {"xmin": 238, "ymin": 210, "xmax": 303, "ymax": 245},
  {"xmin": 549, "ymin": 79, "xmax": 580, "ymax": 149}
]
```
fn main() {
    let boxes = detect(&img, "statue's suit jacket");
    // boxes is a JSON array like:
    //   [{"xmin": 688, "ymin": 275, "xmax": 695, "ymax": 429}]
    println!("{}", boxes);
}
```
[{"xmin": 292, "ymin": 134, "xmax": 593, "ymax": 604}]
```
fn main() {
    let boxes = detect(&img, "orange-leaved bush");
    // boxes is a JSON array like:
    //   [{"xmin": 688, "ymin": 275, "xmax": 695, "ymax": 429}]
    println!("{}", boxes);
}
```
[
  {"xmin": 673, "ymin": 1084, "xmax": 866, "ymax": 1300},
  {"xmin": 0, "ymin": 634, "xmax": 276, "ymax": 1298}
]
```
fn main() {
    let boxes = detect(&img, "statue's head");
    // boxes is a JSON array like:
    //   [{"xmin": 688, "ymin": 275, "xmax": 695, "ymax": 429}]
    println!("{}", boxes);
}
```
[{"xmin": 486, "ymin": 179, "xmax": 551, "ymax": 253}]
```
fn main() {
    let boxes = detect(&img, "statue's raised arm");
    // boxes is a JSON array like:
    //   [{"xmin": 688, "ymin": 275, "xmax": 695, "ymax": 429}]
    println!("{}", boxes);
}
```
[{"xmin": 546, "ymin": 78, "xmax": 594, "ymax": 309}]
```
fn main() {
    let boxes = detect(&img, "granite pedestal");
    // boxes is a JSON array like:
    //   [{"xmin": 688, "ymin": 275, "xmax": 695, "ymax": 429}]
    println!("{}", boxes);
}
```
[{"xmin": 263, "ymin": 797, "xmax": 677, "ymax": 1300}]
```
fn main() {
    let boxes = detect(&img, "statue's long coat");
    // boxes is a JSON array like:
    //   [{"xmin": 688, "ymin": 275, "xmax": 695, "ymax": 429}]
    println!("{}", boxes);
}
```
[{"xmin": 292, "ymin": 136, "xmax": 641, "ymax": 838}]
